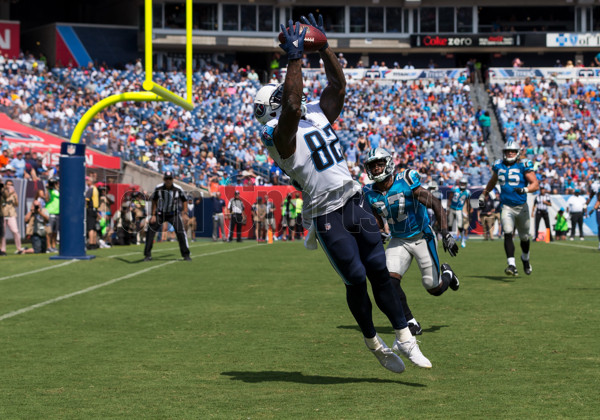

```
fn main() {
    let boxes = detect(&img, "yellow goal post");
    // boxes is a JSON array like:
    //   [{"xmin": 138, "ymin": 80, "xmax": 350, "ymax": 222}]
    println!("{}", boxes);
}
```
[{"xmin": 70, "ymin": 0, "xmax": 194, "ymax": 144}]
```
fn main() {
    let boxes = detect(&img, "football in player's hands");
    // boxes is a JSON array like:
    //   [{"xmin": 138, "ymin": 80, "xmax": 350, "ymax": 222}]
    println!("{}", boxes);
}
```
[{"xmin": 278, "ymin": 23, "xmax": 327, "ymax": 52}]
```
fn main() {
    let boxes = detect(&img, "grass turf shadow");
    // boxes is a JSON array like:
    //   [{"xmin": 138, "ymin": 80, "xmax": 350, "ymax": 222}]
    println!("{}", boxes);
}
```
[{"xmin": 221, "ymin": 371, "xmax": 426, "ymax": 386}]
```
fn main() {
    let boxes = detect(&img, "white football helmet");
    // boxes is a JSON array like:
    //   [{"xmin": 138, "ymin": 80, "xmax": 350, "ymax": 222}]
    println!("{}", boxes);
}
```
[
  {"xmin": 253, "ymin": 83, "xmax": 306, "ymax": 125},
  {"xmin": 503, "ymin": 140, "xmax": 521, "ymax": 165},
  {"xmin": 459, "ymin": 178, "xmax": 468, "ymax": 190},
  {"xmin": 254, "ymin": 83, "xmax": 283, "ymax": 125},
  {"xmin": 365, "ymin": 148, "xmax": 395, "ymax": 183}
]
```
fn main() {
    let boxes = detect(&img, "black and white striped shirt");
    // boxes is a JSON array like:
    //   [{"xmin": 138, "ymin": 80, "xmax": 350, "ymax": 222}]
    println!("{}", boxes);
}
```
[
  {"xmin": 152, "ymin": 183, "xmax": 187, "ymax": 215},
  {"xmin": 534, "ymin": 193, "xmax": 550, "ymax": 212}
]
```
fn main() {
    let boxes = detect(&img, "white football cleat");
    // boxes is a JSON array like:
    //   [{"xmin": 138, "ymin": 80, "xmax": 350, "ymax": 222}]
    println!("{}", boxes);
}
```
[
  {"xmin": 393, "ymin": 336, "xmax": 432, "ymax": 368},
  {"xmin": 365, "ymin": 335, "xmax": 405, "ymax": 374}
]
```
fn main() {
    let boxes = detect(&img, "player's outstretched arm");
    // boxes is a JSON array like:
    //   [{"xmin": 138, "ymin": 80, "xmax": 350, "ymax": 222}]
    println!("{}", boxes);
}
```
[
  {"xmin": 319, "ymin": 47, "xmax": 346, "ymax": 123},
  {"xmin": 274, "ymin": 20, "xmax": 306, "ymax": 159},
  {"xmin": 299, "ymin": 13, "xmax": 344, "ymax": 122}
]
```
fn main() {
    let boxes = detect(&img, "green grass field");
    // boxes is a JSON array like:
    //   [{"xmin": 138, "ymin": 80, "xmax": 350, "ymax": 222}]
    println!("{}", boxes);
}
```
[{"xmin": 0, "ymin": 238, "xmax": 598, "ymax": 419}]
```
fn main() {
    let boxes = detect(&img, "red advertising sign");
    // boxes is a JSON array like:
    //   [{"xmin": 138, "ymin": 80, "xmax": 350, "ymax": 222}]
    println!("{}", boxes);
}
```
[
  {"xmin": 0, "ymin": 113, "xmax": 121, "ymax": 169},
  {"xmin": 0, "ymin": 21, "xmax": 20, "ymax": 58}
]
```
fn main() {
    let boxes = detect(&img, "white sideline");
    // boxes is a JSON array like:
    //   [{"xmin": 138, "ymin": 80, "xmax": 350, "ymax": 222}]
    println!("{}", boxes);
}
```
[
  {"xmin": 550, "ymin": 242, "xmax": 598, "ymax": 250},
  {"xmin": 0, "ymin": 244, "xmax": 259, "ymax": 322},
  {"xmin": 0, "ymin": 260, "xmax": 79, "ymax": 282}
]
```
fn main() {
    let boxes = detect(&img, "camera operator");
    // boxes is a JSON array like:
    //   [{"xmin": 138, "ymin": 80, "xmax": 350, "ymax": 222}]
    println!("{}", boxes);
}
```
[
  {"xmin": 22, "ymin": 199, "xmax": 49, "ymax": 254},
  {"xmin": 132, "ymin": 191, "xmax": 147, "ymax": 245},
  {"xmin": 112, "ymin": 201, "xmax": 135, "ymax": 246},
  {"xmin": 45, "ymin": 178, "xmax": 59, "ymax": 252},
  {"xmin": 1, "ymin": 179, "xmax": 25, "ymax": 255}
]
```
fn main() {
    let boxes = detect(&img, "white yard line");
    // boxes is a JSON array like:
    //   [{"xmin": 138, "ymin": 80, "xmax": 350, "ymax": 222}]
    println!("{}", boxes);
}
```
[
  {"xmin": 0, "ymin": 244, "xmax": 259, "ymax": 322},
  {"xmin": 0, "ymin": 260, "xmax": 79, "ymax": 282},
  {"xmin": 550, "ymin": 241, "xmax": 598, "ymax": 250}
]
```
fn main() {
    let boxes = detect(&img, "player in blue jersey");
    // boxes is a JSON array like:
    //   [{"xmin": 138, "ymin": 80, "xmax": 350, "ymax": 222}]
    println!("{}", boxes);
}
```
[
  {"xmin": 447, "ymin": 178, "xmax": 472, "ymax": 248},
  {"xmin": 364, "ymin": 148, "xmax": 460, "ymax": 335},
  {"xmin": 479, "ymin": 141, "xmax": 539, "ymax": 276},
  {"xmin": 254, "ymin": 15, "xmax": 431, "ymax": 373}
]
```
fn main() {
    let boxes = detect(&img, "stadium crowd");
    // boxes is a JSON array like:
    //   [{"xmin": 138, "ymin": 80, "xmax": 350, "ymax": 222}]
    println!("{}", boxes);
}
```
[{"xmin": 0, "ymin": 53, "xmax": 598, "ymax": 196}]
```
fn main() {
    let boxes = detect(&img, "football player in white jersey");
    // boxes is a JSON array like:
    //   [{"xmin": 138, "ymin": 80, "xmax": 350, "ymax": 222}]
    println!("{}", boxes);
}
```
[{"xmin": 254, "ymin": 14, "xmax": 431, "ymax": 373}]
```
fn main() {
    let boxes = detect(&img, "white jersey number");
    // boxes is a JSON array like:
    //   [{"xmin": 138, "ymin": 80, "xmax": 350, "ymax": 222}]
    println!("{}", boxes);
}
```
[
  {"xmin": 373, "ymin": 193, "xmax": 407, "ymax": 225},
  {"xmin": 497, "ymin": 168, "xmax": 520, "ymax": 186}
]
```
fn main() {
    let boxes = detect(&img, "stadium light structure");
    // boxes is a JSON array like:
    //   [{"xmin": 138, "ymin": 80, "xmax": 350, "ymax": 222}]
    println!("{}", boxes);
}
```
[{"xmin": 55, "ymin": 0, "xmax": 194, "ymax": 260}]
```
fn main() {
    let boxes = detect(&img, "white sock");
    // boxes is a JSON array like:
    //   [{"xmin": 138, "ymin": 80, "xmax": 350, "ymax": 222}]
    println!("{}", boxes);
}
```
[
  {"xmin": 395, "ymin": 327, "xmax": 413, "ymax": 343},
  {"xmin": 508, "ymin": 257, "xmax": 516, "ymax": 266},
  {"xmin": 364, "ymin": 335, "xmax": 381, "ymax": 350},
  {"xmin": 408, "ymin": 318, "xmax": 417, "ymax": 325},
  {"xmin": 521, "ymin": 252, "xmax": 530, "ymax": 261}
]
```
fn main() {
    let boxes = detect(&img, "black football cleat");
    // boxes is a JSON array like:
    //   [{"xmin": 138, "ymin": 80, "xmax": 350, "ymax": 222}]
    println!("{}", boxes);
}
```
[
  {"xmin": 504, "ymin": 265, "xmax": 518, "ymax": 276},
  {"xmin": 521, "ymin": 258, "xmax": 532, "ymax": 275},
  {"xmin": 183, "ymin": 256, "xmax": 192, "ymax": 261},
  {"xmin": 441, "ymin": 263, "xmax": 460, "ymax": 291},
  {"xmin": 144, "ymin": 256, "xmax": 152, "ymax": 262}
]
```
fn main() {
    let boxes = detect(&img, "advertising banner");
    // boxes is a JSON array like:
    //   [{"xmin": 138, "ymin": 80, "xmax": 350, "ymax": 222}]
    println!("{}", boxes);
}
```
[
  {"xmin": 547, "ymin": 33, "xmax": 600, "ymax": 48},
  {"xmin": 411, "ymin": 34, "xmax": 519, "ymax": 48},
  {"xmin": 281, "ymin": 68, "xmax": 467, "ymax": 82},
  {"xmin": 488, "ymin": 67, "xmax": 600, "ymax": 83},
  {"xmin": 0, "ymin": 21, "xmax": 20, "ymax": 59},
  {"xmin": 0, "ymin": 113, "xmax": 121, "ymax": 169}
]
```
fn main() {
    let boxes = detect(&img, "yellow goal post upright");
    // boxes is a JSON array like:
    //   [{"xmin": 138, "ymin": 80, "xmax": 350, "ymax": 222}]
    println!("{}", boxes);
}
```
[
  {"xmin": 55, "ymin": 0, "xmax": 193, "ymax": 260},
  {"xmin": 70, "ymin": 0, "xmax": 194, "ymax": 145}
]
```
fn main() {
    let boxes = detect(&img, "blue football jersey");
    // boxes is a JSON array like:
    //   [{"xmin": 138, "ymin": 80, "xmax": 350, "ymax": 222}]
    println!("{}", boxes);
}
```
[
  {"xmin": 449, "ymin": 186, "xmax": 471, "ymax": 210},
  {"xmin": 492, "ymin": 158, "xmax": 534, "ymax": 206},
  {"xmin": 364, "ymin": 169, "xmax": 430, "ymax": 239}
]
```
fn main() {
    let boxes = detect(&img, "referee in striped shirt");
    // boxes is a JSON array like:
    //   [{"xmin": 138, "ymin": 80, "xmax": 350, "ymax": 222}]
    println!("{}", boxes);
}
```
[
  {"xmin": 531, "ymin": 185, "xmax": 553, "ymax": 242},
  {"xmin": 144, "ymin": 171, "xmax": 191, "ymax": 261}
]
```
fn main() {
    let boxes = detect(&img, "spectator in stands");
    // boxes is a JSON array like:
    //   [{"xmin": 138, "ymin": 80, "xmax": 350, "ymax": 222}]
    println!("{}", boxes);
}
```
[
  {"xmin": 0, "ymin": 148, "xmax": 9, "ymax": 169},
  {"xmin": 10, "ymin": 151, "xmax": 26, "ymax": 179}
]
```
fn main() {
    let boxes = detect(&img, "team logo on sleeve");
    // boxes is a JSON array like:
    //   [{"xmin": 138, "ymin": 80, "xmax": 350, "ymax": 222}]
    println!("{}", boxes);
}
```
[{"xmin": 261, "ymin": 125, "xmax": 274, "ymax": 146}]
